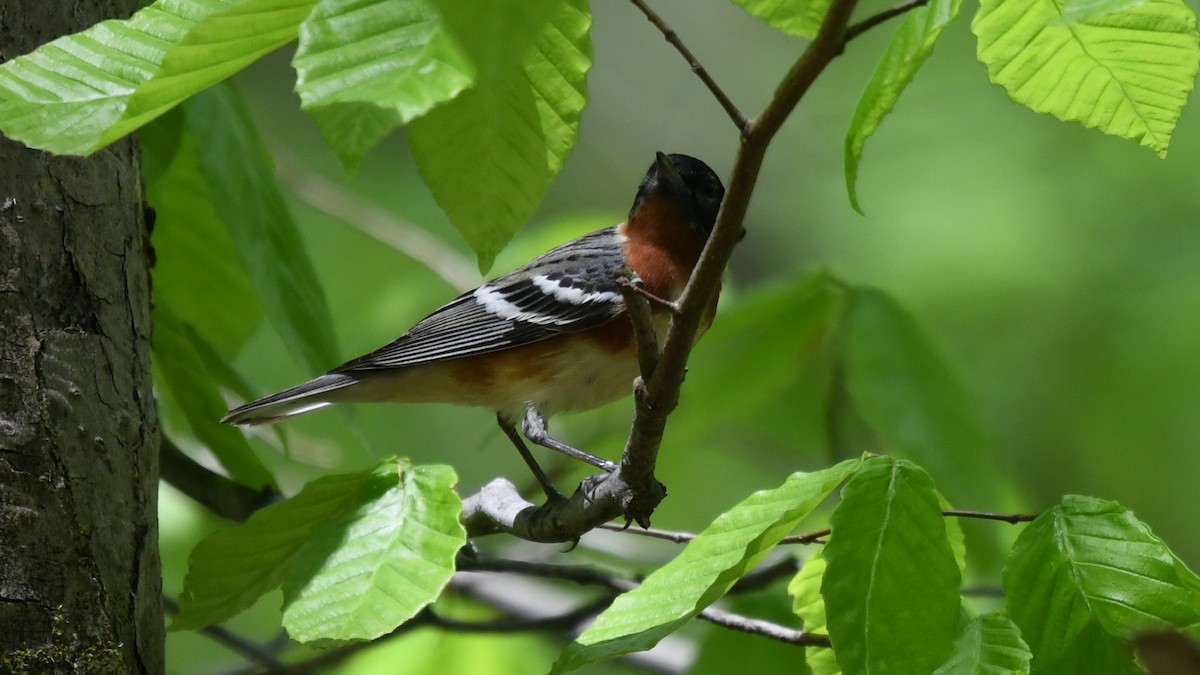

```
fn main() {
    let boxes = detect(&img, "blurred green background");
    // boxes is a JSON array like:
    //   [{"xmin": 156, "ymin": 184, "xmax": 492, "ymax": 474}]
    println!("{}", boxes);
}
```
[{"xmin": 161, "ymin": 1, "xmax": 1200, "ymax": 671}]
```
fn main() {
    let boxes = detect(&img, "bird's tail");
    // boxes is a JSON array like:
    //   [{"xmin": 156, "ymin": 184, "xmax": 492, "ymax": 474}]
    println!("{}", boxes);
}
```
[{"xmin": 221, "ymin": 373, "xmax": 360, "ymax": 426}]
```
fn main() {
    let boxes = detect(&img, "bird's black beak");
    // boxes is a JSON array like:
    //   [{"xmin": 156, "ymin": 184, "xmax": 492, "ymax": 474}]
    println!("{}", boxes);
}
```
[{"xmin": 655, "ymin": 151, "xmax": 688, "ymax": 197}]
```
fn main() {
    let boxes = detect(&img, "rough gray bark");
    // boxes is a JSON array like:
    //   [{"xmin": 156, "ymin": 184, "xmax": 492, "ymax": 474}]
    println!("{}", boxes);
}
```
[{"xmin": 0, "ymin": 1, "xmax": 163, "ymax": 673}]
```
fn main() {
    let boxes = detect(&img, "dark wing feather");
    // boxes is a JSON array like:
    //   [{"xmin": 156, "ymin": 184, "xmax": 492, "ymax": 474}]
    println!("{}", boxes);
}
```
[{"xmin": 334, "ymin": 227, "xmax": 627, "ymax": 372}]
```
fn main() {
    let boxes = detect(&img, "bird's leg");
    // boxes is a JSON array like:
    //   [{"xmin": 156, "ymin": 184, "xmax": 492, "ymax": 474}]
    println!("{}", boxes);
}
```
[
  {"xmin": 497, "ymin": 414, "xmax": 564, "ymax": 502},
  {"xmin": 523, "ymin": 405, "xmax": 617, "ymax": 472}
]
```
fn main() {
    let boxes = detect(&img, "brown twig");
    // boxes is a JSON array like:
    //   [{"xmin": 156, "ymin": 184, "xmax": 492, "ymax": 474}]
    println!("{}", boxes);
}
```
[
  {"xmin": 628, "ymin": 0, "xmax": 749, "ymax": 132},
  {"xmin": 159, "ymin": 437, "xmax": 279, "ymax": 522},
  {"xmin": 615, "ymin": 269, "xmax": 662, "ymax": 380},
  {"xmin": 944, "ymin": 509, "xmax": 1039, "ymax": 524},
  {"xmin": 843, "ymin": 0, "xmax": 932, "ymax": 45},
  {"xmin": 163, "ymin": 596, "xmax": 286, "ymax": 672}
]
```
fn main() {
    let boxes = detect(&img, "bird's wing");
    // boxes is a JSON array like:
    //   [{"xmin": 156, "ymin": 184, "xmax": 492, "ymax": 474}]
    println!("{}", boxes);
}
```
[{"xmin": 333, "ymin": 227, "xmax": 628, "ymax": 372}]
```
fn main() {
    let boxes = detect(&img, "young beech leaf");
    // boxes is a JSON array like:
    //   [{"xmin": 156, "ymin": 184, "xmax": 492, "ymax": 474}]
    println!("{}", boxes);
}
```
[
  {"xmin": 845, "ymin": 0, "xmax": 963, "ymax": 212},
  {"xmin": 932, "ymin": 613, "xmax": 1032, "ymax": 675},
  {"xmin": 282, "ymin": 464, "xmax": 465, "ymax": 642},
  {"xmin": 0, "ymin": 0, "xmax": 315, "ymax": 155},
  {"xmin": 788, "ymin": 550, "xmax": 841, "ymax": 675},
  {"xmin": 409, "ymin": 0, "xmax": 593, "ymax": 271},
  {"xmin": 822, "ymin": 457, "xmax": 961, "ymax": 675},
  {"xmin": 553, "ymin": 458, "xmax": 862, "ymax": 673},
  {"xmin": 293, "ymin": 0, "xmax": 474, "ymax": 172},
  {"xmin": 173, "ymin": 461, "xmax": 464, "ymax": 639},
  {"xmin": 972, "ymin": 0, "xmax": 1200, "ymax": 157},
  {"xmin": 1004, "ymin": 495, "xmax": 1200, "ymax": 674}
]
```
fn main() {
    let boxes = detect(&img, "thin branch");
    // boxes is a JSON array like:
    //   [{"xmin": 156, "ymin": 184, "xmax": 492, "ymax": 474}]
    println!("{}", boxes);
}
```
[
  {"xmin": 699, "ymin": 605, "xmax": 830, "ymax": 647},
  {"xmin": 616, "ymin": 269, "xmax": 662, "ymax": 379},
  {"xmin": 159, "ymin": 437, "xmax": 279, "ymax": 522},
  {"xmin": 272, "ymin": 151, "xmax": 481, "ymax": 293},
  {"xmin": 597, "ymin": 521, "xmax": 695, "ymax": 543},
  {"xmin": 780, "ymin": 528, "xmax": 831, "ymax": 545},
  {"xmin": 162, "ymin": 597, "xmax": 286, "ymax": 672},
  {"xmin": 461, "ymin": 556, "xmax": 829, "ymax": 647},
  {"xmin": 944, "ymin": 509, "xmax": 1039, "ymax": 524},
  {"xmin": 843, "ymin": 0, "xmax": 931, "ymax": 45},
  {"xmin": 729, "ymin": 557, "xmax": 802, "ymax": 594},
  {"xmin": 628, "ymin": 0, "xmax": 749, "ymax": 132},
  {"xmin": 424, "ymin": 597, "xmax": 615, "ymax": 633}
]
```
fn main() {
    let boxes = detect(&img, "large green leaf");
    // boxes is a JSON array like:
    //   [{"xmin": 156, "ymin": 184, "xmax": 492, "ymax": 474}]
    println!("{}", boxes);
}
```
[
  {"xmin": 789, "ymin": 550, "xmax": 841, "ymax": 675},
  {"xmin": 147, "ymin": 121, "xmax": 263, "ymax": 357},
  {"xmin": 282, "ymin": 464, "xmax": 464, "ymax": 642},
  {"xmin": 730, "ymin": 0, "xmax": 830, "ymax": 38},
  {"xmin": 677, "ymin": 271, "xmax": 849, "ymax": 453},
  {"xmin": 842, "ymin": 287, "xmax": 995, "ymax": 507},
  {"xmin": 153, "ymin": 305, "xmax": 274, "ymax": 489},
  {"xmin": 553, "ymin": 458, "xmax": 862, "ymax": 673},
  {"xmin": 845, "ymin": 0, "xmax": 963, "ymax": 212},
  {"xmin": 1003, "ymin": 495, "xmax": 1200, "ymax": 674},
  {"xmin": 932, "ymin": 613, "xmax": 1032, "ymax": 675},
  {"xmin": 409, "ymin": 0, "xmax": 593, "ymax": 271},
  {"xmin": 822, "ymin": 457, "xmax": 961, "ymax": 675},
  {"xmin": 183, "ymin": 82, "xmax": 341, "ymax": 373},
  {"xmin": 0, "ymin": 0, "xmax": 316, "ymax": 155},
  {"xmin": 293, "ymin": 0, "xmax": 474, "ymax": 171},
  {"xmin": 172, "ymin": 462, "xmax": 392, "ymax": 629},
  {"xmin": 972, "ymin": 0, "xmax": 1200, "ymax": 157}
]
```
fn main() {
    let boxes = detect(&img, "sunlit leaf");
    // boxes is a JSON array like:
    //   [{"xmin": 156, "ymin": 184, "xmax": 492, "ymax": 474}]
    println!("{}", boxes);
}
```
[
  {"xmin": 1003, "ymin": 495, "xmax": 1200, "ymax": 674},
  {"xmin": 972, "ymin": 0, "xmax": 1200, "ymax": 157},
  {"xmin": 0, "ymin": 0, "xmax": 316, "ymax": 155},
  {"xmin": 822, "ymin": 457, "xmax": 961, "ymax": 675},
  {"xmin": 553, "ymin": 458, "xmax": 862, "ymax": 673},
  {"xmin": 183, "ymin": 82, "xmax": 341, "ymax": 373},
  {"xmin": 932, "ymin": 613, "xmax": 1032, "ymax": 675},
  {"xmin": 409, "ymin": 0, "xmax": 592, "ymax": 271},
  {"xmin": 789, "ymin": 550, "xmax": 841, "ymax": 675},
  {"xmin": 172, "ymin": 463, "xmax": 395, "ymax": 629},
  {"xmin": 293, "ymin": 0, "xmax": 474, "ymax": 171},
  {"xmin": 153, "ymin": 305, "xmax": 274, "ymax": 489},
  {"xmin": 845, "ymin": 0, "xmax": 963, "ymax": 212},
  {"xmin": 282, "ymin": 464, "xmax": 464, "ymax": 642},
  {"xmin": 730, "ymin": 0, "xmax": 829, "ymax": 38}
]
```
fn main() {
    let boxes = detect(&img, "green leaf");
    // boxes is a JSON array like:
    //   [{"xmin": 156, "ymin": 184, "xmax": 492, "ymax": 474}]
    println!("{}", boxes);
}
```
[
  {"xmin": 845, "ymin": 0, "xmax": 963, "ymax": 212},
  {"xmin": 842, "ymin": 287, "xmax": 996, "ymax": 506},
  {"xmin": 183, "ymin": 82, "xmax": 341, "ymax": 373},
  {"xmin": 293, "ymin": 0, "xmax": 474, "ymax": 171},
  {"xmin": 0, "ymin": 0, "xmax": 316, "ymax": 155},
  {"xmin": 679, "ymin": 271, "xmax": 850, "ymax": 452},
  {"xmin": 972, "ymin": 0, "xmax": 1200, "ymax": 157},
  {"xmin": 730, "ymin": 0, "xmax": 830, "ymax": 38},
  {"xmin": 172, "ymin": 463, "xmax": 396, "ymax": 630},
  {"xmin": 430, "ymin": 0, "xmax": 561, "ymax": 76},
  {"xmin": 153, "ymin": 305, "xmax": 274, "ymax": 489},
  {"xmin": 933, "ymin": 613, "xmax": 1032, "ymax": 675},
  {"xmin": 148, "ymin": 124, "xmax": 263, "ymax": 357},
  {"xmin": 822, "ymin": 457, "xmax": 961, "ymax": 675},
  {"xmin": 789, "ymin": 550, "xmax": 841, "ymax": 675},
  {"xmin": 409, "ymin": 0, "xmax": 592, "ymax": 271},
  {"xmin": 282, "ymin": 464, "xmax": 464, "ymax": 642},
  {"xmin": 1003, "ymin": 495, "xmax": 1200, "ymax": 674},
  {"xmin": 554, "ymin": 458, "xmax": 862, "ymax": 673}
]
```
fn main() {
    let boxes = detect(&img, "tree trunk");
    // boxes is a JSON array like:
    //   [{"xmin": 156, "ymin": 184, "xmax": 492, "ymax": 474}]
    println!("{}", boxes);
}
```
[{"xmin": 0, "ymin": 2, "xmax": 163, "ymax": 673}]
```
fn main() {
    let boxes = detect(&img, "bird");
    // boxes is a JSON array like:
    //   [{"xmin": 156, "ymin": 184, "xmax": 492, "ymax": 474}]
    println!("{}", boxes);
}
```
[{"xmin": 223, "ymin": 152, "xmax": 726, "ymax": 498}]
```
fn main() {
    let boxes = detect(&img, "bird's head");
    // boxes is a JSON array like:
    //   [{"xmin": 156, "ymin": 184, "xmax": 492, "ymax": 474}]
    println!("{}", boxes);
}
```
[{"xmin": 629, "ymin": 152, "xmax": 725, "ymax": 238}]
